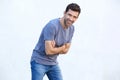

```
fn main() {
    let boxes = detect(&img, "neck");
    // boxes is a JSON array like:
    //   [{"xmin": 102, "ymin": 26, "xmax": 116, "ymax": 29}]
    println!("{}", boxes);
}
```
[{"xmin": 60, "ymin": 18, "xmax": 67, "ymax": 29}]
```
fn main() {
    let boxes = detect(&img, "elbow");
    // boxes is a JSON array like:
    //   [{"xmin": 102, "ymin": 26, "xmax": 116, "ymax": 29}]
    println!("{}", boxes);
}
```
[{"xmin": 63, "ymin": 49, "xmax": 69, "ymax": 53}]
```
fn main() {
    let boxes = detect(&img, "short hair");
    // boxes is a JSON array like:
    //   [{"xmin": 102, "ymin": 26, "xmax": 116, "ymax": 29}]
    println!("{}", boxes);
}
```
[{"xmin": 65, "ymin": 3, "xmax": 81, "ymax": 14}]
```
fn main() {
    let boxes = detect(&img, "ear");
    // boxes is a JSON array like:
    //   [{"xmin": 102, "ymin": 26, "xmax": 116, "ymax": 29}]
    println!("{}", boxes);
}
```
[{"xmin": 64, "ymin": 11, "xmax": 66, "ymax": 14}]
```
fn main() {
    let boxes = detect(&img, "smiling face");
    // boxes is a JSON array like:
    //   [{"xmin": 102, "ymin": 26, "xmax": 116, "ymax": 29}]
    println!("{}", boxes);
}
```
[{"xmin": 63, "ymin": 9, "xmax": 79, "ymax": 28}]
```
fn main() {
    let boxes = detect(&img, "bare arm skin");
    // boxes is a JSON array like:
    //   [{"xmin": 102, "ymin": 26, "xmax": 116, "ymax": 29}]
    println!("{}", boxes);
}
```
[
  {"xmin": 59, "ymin": 43, "xmax": 71, "ymax": 54},
  {"xmin": 45, "ymin": 40, "xmax": 71, "ymax": 55}
]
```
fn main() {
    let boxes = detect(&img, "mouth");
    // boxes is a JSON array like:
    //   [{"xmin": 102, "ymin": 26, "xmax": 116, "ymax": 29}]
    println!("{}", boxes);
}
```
[
  {"xmin": 64, "ymin": 19, "xmax": 73, "ymax": 28},
  {"xmin": 68, "ymin": 21, "xmax": 72, "ymax": 24},
  {"xmin": 67, "ymin": 20, "xmax": 73, "ymax": 25}
]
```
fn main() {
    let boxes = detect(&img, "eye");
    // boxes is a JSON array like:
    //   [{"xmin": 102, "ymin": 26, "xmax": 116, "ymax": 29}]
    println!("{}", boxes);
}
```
[
  {"xmin": 73, "ymin": 16, "xmax": 78, "ymax": 19},
  {"xmin": 68, "ymin": 13, "xmax": 72, "ymax": 17},
  {"xmin": 67, "ymin": 13, "xmax": 78, "ymax": 19}
]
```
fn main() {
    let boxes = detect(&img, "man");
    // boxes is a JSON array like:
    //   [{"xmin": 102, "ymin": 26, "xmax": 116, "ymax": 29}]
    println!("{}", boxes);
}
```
[{"xmin": 30, "ymin": 3, "xmax": 81, "ymax": 80}]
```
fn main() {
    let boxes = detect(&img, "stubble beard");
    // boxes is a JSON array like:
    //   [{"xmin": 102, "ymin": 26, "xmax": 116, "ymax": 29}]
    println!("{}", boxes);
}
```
[
  {"xmin": 64, "ymin": 18, "xmax": 73, "ymax": 29},
  {"xmin": 64, "ymin": 19, "xmax": 70, "ymax": 29}
]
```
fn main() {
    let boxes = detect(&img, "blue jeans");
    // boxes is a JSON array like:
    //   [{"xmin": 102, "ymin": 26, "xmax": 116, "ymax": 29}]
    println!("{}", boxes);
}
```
[{"xmin": 31, "ymin": 60, "xmax": 63, "ymax": 80}]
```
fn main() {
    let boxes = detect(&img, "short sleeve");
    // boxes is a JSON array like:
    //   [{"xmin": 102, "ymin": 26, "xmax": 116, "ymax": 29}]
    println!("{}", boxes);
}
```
[{"xmin": 43, "ymin": 22, "xmax": 56, "ymax": 41}]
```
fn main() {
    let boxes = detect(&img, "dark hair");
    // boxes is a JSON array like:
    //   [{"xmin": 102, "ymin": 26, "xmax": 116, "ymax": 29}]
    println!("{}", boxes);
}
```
[{"xmin": 65, "ymin": 3, "xmax": 81, "ymax": 14}]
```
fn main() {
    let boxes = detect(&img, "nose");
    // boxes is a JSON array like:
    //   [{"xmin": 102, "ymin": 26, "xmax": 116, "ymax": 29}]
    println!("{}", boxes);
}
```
[{"xmin": 69, "ymin": 16, "xmax": 74, "ymax": 21}]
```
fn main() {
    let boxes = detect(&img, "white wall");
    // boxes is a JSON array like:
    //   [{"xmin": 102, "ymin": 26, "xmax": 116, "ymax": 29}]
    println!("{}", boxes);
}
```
[{"xmin": 0, "ymin": 0, "xmax": 120, "ymax": 80}]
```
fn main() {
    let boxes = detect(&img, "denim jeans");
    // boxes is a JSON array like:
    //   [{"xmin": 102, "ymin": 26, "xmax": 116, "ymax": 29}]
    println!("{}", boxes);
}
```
[{"xmin": 31, "ymin": 60, "xmax": 63, "ymax": 80}]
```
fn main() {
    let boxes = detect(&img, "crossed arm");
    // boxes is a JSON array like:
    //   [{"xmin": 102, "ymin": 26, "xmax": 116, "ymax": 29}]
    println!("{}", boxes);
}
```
[{"xmin": 45, "ymin": 40, "xmax": 71, "ymax": 55}]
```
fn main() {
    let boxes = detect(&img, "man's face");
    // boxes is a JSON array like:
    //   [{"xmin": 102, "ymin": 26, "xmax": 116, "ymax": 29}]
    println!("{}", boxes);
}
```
[{"xmin": 63, "ymin": 9, "xmax": 79, "ymax": 28}]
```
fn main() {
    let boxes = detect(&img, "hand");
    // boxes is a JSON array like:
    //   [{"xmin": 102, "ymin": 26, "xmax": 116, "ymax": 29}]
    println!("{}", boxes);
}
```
[
  {"xmin": 59, "ymin": 44, "xmax": 67, "ymax": 54},
  {"xmin": 64, "ymin": 43, "xmax": 70, "ymax": 48},
  {"xmin": 60, "ymin": 43, "xmax": 71, "ymax": 54},
  {"xmin": 62, "ymin": 44, "xmax": 66, "ymax": 50},
  {"xmin": 51, "ymin": 40, "xmax": 55, "ymax": 47}
]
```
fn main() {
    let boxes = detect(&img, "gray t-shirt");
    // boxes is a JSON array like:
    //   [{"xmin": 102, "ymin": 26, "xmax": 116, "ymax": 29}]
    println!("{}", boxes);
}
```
[{"xmin": 31, "ymin": 18, "xmax": 74, "ymax": 65}]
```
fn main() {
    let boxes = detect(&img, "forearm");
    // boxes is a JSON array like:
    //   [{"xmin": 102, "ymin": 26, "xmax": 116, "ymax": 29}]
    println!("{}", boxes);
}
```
[
  {"xmin": 60, "ymin": 48, "xmax": 69, "ymax": 54},
  {"xmin": 59, "ymin": 43, "xmax": 71, "ymax": 54},
  {"xmin": 46, "ymin": 45, "xmax": 65, "ymax": 55},
  {"xmin": 45, "ymin": 40, "xmax": 71, "ymax": 55}
]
